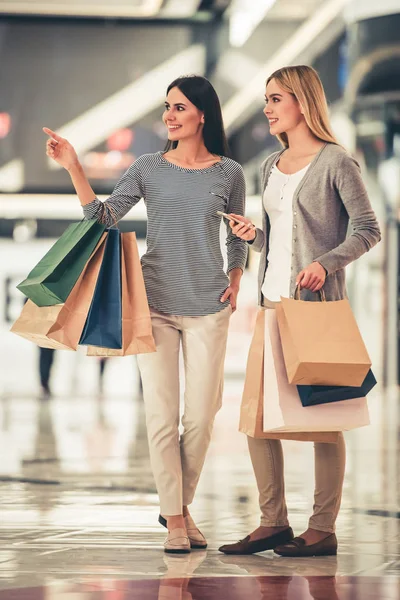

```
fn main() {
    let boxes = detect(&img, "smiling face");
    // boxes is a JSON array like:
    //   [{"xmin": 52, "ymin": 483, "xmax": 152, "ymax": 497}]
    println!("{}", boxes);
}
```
[
  {"xmin": 163, "ymin": 86, "xmax": 204, "ymax": 143},
  {"xmin": 263, "ymin": 77, "xmax": 304, "ymax": 137}
]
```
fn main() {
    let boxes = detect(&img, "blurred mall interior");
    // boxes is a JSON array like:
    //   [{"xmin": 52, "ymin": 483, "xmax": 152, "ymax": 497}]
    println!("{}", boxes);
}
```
[{"xmin": 0, "ymin": 0, "xmax": 399, "ymax": 597}]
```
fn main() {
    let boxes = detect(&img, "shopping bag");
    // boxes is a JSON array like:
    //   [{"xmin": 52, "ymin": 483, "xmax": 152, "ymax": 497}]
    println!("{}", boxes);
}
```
[
  {"xmin": 17, "ymin": 219, "xmax": 106, "ymax": 306},
  {"xmin": 263, "ymin": 309, "xmax": 370, "ymax": 433},
  {"xmin": 79, "ymin": 228, "xmax": 122, "ymax": 349},
  {"xmin": 297, "ymin": 369, "xmax": 377, "ymax": 407},
  {"xmin": 11, "ymin": 234, "xmax": 107, "ymax": 349},
  {"xmin": 239, "ymin": 309, "xmax": 339, "ymax": 443},
  {"xmin": 87, "ymin": 232, "xmax": 156, "ymax": 356},
  {"xmin": 276, "ymin": 287, "xmax": 371, "ymax": 386}
]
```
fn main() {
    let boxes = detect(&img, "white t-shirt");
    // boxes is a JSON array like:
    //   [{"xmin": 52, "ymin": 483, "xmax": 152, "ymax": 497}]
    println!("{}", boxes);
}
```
[{"xmin": 261, "ymin": 163, "xmax": 310, "ymax": 302}]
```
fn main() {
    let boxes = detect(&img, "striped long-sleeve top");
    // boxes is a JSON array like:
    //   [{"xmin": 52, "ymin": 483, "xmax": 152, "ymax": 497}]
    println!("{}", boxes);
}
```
[{"xmin": 83, "ymin": 151, "xmax": 248, "ymax": 316}]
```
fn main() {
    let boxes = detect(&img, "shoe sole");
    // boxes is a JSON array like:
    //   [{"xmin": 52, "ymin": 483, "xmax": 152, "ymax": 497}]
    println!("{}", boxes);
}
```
[
  {"xmin": 274, "ymin": 548, "xmax": 337, "ymax": 557},
  {"xmin": 218, "ymin": 547, "xmax": 273, "ymax": 555},
  {"xmin": 164, "ymin": 548, "xmax": 191, "ymax": 554}
]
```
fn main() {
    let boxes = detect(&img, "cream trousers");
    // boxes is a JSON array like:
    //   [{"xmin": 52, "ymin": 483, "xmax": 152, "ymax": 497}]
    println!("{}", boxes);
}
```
[
  {"xmin": 247, "ymin": 433, "xmax": 346, "ymax": 533},
  {"xmin": 137, "ymin": 305, "xmax": 231, "ymax": 516}
]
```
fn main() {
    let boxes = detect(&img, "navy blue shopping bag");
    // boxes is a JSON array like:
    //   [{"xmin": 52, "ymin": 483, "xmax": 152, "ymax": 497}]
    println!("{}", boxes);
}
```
[
  {"xmin": 79, "ymin": 228, "xmax": 122, "ymax": 349},
  {"xmin": 297, "ymin": 369, "xmax": 377, "ymax": 407}
]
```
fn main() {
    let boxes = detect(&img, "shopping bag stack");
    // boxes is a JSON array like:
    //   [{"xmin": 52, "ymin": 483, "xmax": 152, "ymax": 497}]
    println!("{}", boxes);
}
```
[
  {"xmin": 275, "ymin": 286, "xmax": 375, "ymax": 406},
  {"xmin": 11, "ymin": 220, "xmax": 156, "ymax": 356},
  {"xmin": 252, "ymin": 285, "xmax": 376, "ymax": 435},
  {"xmin": 240, "ymin": 287, "xmax": 375, "ymax": 438}
]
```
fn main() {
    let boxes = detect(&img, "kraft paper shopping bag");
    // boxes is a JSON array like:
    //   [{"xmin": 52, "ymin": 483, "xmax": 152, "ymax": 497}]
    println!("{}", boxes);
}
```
[{"xmin": 276, "ymin": 288, "xmax": 371, "ymax": 386}]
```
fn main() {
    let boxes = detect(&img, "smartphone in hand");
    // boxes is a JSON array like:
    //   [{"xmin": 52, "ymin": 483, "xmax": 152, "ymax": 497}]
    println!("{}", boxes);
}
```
[
  {"xmin": 216, "ymin": 211, "xmax": 255, "ymax": 228},
  {"xmin": 217, "ymin": 211, "xmax": 245, "ymax": 225}
]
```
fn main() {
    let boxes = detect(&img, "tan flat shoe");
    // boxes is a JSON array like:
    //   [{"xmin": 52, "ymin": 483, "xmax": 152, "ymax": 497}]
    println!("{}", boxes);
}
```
[
  {"xmin": 184, "ymin": 514, "xmax": 208, "ymax": 549},
  {"xmin": 164, "ymin": 527, "xmax": 191, "ymax": 554},
  {"xmin": 159, "ymin": 514, "xmax": 207, "ymax": 550}
]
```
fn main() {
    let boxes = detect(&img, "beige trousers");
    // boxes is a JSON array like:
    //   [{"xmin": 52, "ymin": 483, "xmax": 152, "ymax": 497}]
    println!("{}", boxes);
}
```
[
  {"xmin": 137, "ymin": 305, "xmax": 232, "ymax": 516},
  {"xmin": 247, "ymin": 433, "xmax": 346, "ymax": 533}
]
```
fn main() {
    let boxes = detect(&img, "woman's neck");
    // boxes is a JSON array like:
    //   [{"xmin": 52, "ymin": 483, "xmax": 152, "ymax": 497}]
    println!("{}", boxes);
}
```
[
  {"xmin": 285, "ymin": 124, "xmax": 325, "ymax": 157},
  {"xmin": 168, "ymin": 137, "xmax": 215, "ymax": 164}
]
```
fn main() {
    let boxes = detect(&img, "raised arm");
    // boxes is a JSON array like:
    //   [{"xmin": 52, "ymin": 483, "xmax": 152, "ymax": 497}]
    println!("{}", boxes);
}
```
[
  {"xmin": 43, "ymin": 127, "xmax": 144, "ymax": 227},
  {"xmin": 44, "ymin": 127, "xmax": 96, "ymax": 206}
]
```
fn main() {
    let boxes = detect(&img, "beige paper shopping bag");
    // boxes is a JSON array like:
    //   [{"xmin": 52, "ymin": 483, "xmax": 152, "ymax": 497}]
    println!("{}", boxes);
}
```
[
  {"xmin": 263, "ymin": 309, "xmax": 370, "ymax": 433},
  {"xmin": 276, "ymin": 288, "xmax": 371, "ymax": 386},
  {"xmin": 10, "ymin": 301, "xmax": 74, "ymax": 350},
  {"xmin": 87, "ymin": 232, "xmax": 156, "ymax": 357},
  {"xmin": 11, "ymin": 234, "xmax": 107, "ymax": 349},
  {"xmin": 239, "ymin": 309, "xmax": 339, "ymax": 443}
]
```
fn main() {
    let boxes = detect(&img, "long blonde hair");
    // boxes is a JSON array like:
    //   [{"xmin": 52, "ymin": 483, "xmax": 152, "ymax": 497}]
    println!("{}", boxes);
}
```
[{"xmin": 266, "ymin": 65, "xmax": 339, "ymax": 148}]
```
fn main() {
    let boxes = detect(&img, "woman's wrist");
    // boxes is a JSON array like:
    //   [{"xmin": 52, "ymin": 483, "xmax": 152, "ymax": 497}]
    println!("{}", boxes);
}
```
[
  {"xmin": 247, "ymin": 228, "xmax": 257, "ymax": 244},
  {"xmin": 67, "ymin": 159, "xmax": 81, "ymax": 174},
  {"xmin": 229, "ymin": 267, "xmax": 243, "ymax": 289}
]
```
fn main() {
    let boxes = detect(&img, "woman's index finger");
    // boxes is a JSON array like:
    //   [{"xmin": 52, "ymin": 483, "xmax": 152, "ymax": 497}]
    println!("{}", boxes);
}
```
[{"xmin": 42, "ymin": 127, "xmax": 62, "ymax": 141}]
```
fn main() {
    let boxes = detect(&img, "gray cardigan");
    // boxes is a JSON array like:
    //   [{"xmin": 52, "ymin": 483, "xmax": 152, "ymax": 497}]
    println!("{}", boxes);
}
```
[{"xmin": 252, "ymin": 143, "xmax": 381, "ymax": 304}]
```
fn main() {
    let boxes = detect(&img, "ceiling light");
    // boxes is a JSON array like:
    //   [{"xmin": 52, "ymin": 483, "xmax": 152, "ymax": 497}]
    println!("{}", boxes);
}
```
[{"xmin": 0, "ymin": 0, "xmax": 164, "ymax": 18}]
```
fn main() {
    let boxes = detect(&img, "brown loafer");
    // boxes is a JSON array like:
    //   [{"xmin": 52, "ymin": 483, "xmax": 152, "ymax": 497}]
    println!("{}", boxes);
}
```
[
  {"xmin": 274, "ymin": 533, "xmax": 337, "ymax": 557},
  {"xmin": 218, "ymin": 527, "xmax": 294, "ymax": 555}
]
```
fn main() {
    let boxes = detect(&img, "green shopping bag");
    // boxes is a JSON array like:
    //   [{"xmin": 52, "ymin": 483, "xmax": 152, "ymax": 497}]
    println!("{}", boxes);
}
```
[{"xmin": 17, "ymin": 219, "xmax": 106, "ymax": 306}]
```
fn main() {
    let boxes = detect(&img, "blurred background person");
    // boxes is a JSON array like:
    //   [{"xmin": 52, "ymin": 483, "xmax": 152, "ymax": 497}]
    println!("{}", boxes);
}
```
[{"xmin": 39, "ymin": 347, "xmax": 55, "ymax": 398}]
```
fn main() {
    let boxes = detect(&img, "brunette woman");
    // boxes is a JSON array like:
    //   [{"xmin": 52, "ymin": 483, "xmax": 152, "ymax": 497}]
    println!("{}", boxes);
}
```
[{"xmin": 44, "ymin": 75, "xmax": 247, "ymax": 554}]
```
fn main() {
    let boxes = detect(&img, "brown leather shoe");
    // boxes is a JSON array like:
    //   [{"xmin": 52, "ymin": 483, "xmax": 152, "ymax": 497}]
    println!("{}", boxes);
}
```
[
  {"xmin": 274, "ymin": 533, "xmax": 337, "ymax": 557},
  {"xmin": 218, "ymin": 527, "xmax": 294, "ymax": 555}
]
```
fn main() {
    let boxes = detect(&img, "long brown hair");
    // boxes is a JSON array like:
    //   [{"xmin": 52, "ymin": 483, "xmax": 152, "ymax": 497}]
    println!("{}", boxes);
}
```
[
  {"xmin": 267, "ymin": 65, "xmax": 339, "ymax": 148},
  {"xmin": 164, "ymin": 75, "xmax": 230, "ymax": 157}
]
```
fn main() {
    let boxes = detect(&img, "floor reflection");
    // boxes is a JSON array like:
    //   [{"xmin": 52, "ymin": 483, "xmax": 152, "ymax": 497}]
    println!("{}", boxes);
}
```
[
  {"xmin": 0, "ymin": 384, "xmax": 399, "ymax": 593},
  {"xmin": 1, "ymin": 575, "xmax": 399, "ymax": 600}
]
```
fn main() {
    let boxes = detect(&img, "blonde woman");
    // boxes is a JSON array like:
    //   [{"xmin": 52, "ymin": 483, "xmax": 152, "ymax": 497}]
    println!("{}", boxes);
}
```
[{"xmin": 219, "ymin": 65, "xmax": 381, "ymax": 557}]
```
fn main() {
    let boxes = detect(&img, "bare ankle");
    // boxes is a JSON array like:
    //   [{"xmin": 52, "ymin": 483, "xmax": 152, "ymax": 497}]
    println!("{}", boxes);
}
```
[
  {"xmin": 182, "ymin": 506, "xmax": 190, "ymax": 518},
  {"xmin": 165, "ymin": 514, "xmax": 185, "ymax": 531}
]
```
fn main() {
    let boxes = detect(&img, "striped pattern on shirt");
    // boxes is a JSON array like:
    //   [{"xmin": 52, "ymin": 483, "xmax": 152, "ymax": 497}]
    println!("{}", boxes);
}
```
[{"xmin": 83, "ymin": 151, "xmax": 247, "ymax": 316}]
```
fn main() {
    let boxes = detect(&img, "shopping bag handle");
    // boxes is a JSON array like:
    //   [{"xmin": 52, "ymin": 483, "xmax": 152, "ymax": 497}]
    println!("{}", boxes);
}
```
[{"xmin": 294, "ymin": 284, "xmax": 326, "ymax": 302}]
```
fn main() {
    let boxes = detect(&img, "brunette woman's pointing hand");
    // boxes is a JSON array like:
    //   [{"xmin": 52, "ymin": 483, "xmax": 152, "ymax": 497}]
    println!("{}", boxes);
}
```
[{"xmin": 43, "ymin": 127, "xmax": 79, "ymax": 171}]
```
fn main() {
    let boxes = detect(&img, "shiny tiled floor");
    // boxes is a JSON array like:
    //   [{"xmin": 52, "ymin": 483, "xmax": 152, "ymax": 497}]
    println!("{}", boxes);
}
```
[{"xmin": 1, "ymin": 379, "xmax": 399, "ymax": 597}]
